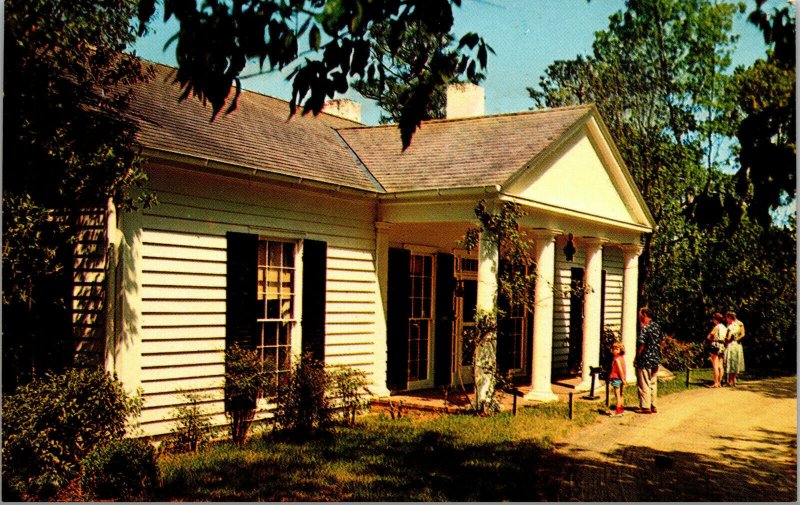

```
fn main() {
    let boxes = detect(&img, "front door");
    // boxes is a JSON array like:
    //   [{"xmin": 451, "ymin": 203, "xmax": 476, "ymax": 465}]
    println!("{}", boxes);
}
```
[
  {"xmin": 407, "ymin": 253, "xmax": 435, "ymax": 390},
  {"xmin": 452, "ymin": 255, "xmax": 478, "ymax": 386}
]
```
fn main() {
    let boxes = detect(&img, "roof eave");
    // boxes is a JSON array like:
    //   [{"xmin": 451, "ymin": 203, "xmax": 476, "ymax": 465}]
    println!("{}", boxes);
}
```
[
  {"xmin": 377, "ymin": 184, "xmax": 502, "ymax": 201},
  {"xmin": 141, "ymin": 147, "xmax": 382, "ymax": 197}
]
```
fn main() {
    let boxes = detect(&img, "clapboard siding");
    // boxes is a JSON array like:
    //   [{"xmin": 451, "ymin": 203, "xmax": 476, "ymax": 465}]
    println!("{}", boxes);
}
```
[
  {"xmin": 602, "ymin": 248, "xmax": 624, "ymax": 333},
  {"xmin": 549, "ymin": 246, "xmax": 626, "ymax": 376},
  {"xmin": 132, "ymin": 163, "xmax": 379, "ymax": 436}
]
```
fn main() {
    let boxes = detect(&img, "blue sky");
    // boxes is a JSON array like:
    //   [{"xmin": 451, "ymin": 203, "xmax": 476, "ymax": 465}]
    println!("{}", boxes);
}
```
[{"xmin": 132, "ymin": 0, "xmax": 784, "ymax": 125}]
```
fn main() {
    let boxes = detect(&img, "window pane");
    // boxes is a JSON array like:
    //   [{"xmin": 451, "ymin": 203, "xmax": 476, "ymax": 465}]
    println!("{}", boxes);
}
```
[
  {"xmin": 258, "ymin": 241, "xmax": 267, "ymax": 266},
  {"xmin": 280, "ymin": 298, "xmax": 293, "ymax": 320},
  {"xmin": 268, "ymin": 242, "xmax": 282, "ymax": 267},
  {"xmin": 278, "ymin": 320, "xmax": 291, "ymax": 345},
  {"xmin": 283, "ymin": 243, "xmax": 295, "ymax": 267},
  {"xmin": 263, "ymin": 322, "xmax": 278, "ymax": 346}
]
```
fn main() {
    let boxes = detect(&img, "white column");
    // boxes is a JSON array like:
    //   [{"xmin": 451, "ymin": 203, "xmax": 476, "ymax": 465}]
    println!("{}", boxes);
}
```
[
  {"xmin": 580, "ymin": 238, "xmax": 605, "ymax": 385},
  {"xmin": 371, "ymin": 222, "xmax": 392, "ymax": 397},
  {"xmin": 524, "ymin": 230, "xmax": 559, "ymax": 402},
  {"xmin": 620, "ymin": 244, "xmax": 643, "ymax": 382},
  {"xmin": 475, "ymin": 231, "xmax": 499, "ymax": 410}
]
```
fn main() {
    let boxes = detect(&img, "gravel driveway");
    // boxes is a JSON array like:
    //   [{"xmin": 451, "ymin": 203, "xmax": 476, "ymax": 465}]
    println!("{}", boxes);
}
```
[{"xmin": 539, "ymin": 376, "xmax": 797, "ymax": 501}]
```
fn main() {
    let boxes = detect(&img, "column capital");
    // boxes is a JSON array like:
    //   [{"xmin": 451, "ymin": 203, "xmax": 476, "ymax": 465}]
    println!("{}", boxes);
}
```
[
  {"xmin": 577, "ymin": 236, "xmax": 607, "ymax": 251},
  {"xmin": 529, "ymin": 228, "xmax": 561, "ymax": 243},
  {"xmin": 618, "ymin": 243, "xmax": 644, "ymax": 259}
]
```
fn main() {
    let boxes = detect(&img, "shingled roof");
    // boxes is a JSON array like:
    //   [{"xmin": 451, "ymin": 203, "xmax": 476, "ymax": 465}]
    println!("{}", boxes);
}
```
[
  {"xmin": 129, "ymin": 63, "xmax": 382, "ymax": 192},
  {"xmin": 336, "ymin": 106, "xmax": 593, "ymax": 193},
  {"xmin": 130, "ymin": 63, "xmax": 595, "ymax": 195}
]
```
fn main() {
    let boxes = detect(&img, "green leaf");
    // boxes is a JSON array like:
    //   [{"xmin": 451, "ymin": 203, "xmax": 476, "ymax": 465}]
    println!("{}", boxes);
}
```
[{"xmin": 309, "ymin": 24, "xmax": 321, "ymax": 50}]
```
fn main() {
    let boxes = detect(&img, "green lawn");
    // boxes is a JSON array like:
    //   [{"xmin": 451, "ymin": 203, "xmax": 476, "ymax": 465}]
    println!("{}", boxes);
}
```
[{"xmin": 155, "ymin": 368, "xmax": 725, "ymax": 501}]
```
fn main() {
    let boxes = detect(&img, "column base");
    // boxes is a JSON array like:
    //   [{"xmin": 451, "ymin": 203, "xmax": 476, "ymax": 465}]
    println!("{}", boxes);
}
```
[
  {"xmin": 369, "ymin": 385, "xmax": 392, "ymax": 398},
  {"xmin": 573, "ymin": 378, "xmax": 609, "ymax": 392},
  {"xmin": 523, "ymin": 389, "xmax": 559, "ymax": 402}
]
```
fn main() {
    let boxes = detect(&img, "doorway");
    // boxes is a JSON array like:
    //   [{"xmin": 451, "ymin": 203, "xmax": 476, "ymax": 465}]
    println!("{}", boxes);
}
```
[{"xmin": 452, "ymin": 255, "xmax": 478, "ymax": 386}]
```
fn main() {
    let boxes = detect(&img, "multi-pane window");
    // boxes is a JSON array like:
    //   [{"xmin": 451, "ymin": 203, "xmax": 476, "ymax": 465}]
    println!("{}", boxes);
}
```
[
  {"xmin": 408, "ymin": 254, "xmax": 433, "ymax": 382},
  {"xmin": 257, "ymin": 240, "xmax": 296, "ymax": 389}
]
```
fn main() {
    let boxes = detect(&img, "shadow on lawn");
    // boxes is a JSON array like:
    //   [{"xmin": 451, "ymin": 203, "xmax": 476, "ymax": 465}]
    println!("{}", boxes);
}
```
[
  {"xmin": 541, "ymin": 432, "xmax": 797, "ymax": 502},
  {"xmin": 155, "ymin": 418, "xmax": 797, "ymax": 501},
  {"xmin": 156, "ymin": 428, "xmax": 556, "ymax": 501}
]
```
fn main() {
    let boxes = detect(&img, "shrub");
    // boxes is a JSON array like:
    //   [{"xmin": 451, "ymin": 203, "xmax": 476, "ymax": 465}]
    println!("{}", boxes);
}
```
[
  {"xmin": 225, "ymin": 344, "xmax": 275, "ymax": 446},
  {"xmin": 1, "ymin": 368, "xmax": 141, "ymax": 500},
  {"xmin": 276, "ymin": 353, "xmax": 332, "ymax": 432},
  {"xmin": 660, "ymin": 335, "xmax": 704, "ymax": 371},
  {"xmin": 81, "ymin": 438, "xmax": 158, "ymax": 501},
  {"xmin": 167, "ymin": 392, "xmax": 213, "ymax": 453},
  {"xmin": 329, "ymin": 366, "xmax": 371, "ymax": 426}
]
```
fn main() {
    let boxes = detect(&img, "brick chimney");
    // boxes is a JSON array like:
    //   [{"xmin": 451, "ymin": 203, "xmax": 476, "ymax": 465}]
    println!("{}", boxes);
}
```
[
  {"xmin": 323, "ymin": 99, "xmax": 362, "ymax": 123},
  {"xmin": 446, "ymin": 83, "xmax": 485, "ymax": 119}
]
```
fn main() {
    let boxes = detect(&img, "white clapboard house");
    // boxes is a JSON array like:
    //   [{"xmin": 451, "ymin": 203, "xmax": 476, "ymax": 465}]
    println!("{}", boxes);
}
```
[{"xmin": 73, "ymin": 63, "xmax": 654, "ymax": 436}]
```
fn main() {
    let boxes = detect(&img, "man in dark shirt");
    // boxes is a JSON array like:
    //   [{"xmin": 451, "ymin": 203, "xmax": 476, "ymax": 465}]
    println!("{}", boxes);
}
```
[{"xmin": 634, "ymin": 307, "xmax": 665, "ymax": 413}]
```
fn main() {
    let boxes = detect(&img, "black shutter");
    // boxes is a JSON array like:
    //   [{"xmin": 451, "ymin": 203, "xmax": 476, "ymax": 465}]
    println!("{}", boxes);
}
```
[
  {"xmin": 496, "ymin": 259, "xmax": 513, "ymax": 375},
  {"xmin": 567, "ymin": 267, "xmax": 585, "ymax": 374},
  {"xmin": 387, "ymin": 248, "xmax": 411, "ymax": 391},
  {"xmin": 226, "ymin": 232, "xmax": 259, "ymax": 350},
  {"xmin": 434, "ymin": 253, "xmax": 455, "ymax": 386},
  {"xmin": 225, "ymin": 232, "xmax": 259, "ymax": 412},
  {"xmin": 302, "ymin": 239, "xmax": 327, "ymax": 362}
]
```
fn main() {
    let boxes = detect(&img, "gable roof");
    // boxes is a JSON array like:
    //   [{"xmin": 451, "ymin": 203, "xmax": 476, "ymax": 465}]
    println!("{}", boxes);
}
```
[
  {"xmin": 128, "ymin": 63, "xmax": 652, "ymax": 231},
  {"xmin": 129, "ymin": 63, "xmax": 382, "ymax": 192},
  {"xmin": 336, "ymin": 106, "xmax": 593, "ymax": 193}
]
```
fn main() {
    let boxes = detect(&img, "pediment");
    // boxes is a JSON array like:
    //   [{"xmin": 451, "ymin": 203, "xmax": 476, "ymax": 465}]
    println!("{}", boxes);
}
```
[{"xmin": 503, "ymin": 113, "xmax": 653, "ymax": 230}]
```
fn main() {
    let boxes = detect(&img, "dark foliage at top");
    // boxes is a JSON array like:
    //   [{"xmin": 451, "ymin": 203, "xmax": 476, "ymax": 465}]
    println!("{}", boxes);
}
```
[{"xmin": 136, "ymin": 0, "xmax": 492, "ymax": 148}]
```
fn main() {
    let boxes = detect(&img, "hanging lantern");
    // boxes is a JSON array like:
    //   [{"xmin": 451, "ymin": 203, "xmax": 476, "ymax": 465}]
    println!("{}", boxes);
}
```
[{"xmin": 563, "ymin": 233, "xmax": 576, "ymax": 262}]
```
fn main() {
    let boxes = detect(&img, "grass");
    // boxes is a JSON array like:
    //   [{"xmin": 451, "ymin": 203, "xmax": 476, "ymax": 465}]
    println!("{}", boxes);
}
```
[
  {"xmin": 155, "ymin": 367, "xmax": 760, "ymax": 501},
  {"xmin": 156, "ymin": 400, "xmax": 598, "ymax": 501}
]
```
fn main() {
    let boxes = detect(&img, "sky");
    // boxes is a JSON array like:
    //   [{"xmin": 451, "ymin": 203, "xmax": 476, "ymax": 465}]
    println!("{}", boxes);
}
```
[{"xmin": 131, "ymin": 0, "xmax": 787, "ymax": 126}]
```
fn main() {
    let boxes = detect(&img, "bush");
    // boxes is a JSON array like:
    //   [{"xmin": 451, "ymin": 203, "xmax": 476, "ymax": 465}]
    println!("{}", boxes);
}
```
[
  {"xmin": 329, "ymin": 367, "xmax": 371, "ymax": 426},
  {"xmin": 167, "ymin": 392, "xmax": 213, "ymax": 453},
  {"xmin": 81, "ymin": 438, "xmax": 158, "ymax": 500},
  {"xmin": 660, "ymin": 335, "xmax": 704, "ymax": 371},
  {"xmin": 276, "ymin": 353, "xmax": 332, "ymax": 432},
  {"xmin": 1, "ymin": 368, "xmax": 141, "ymax": 500},
  {"xmin": 225, "ymin": 344, "xmax": 275, "ymax": 446}
]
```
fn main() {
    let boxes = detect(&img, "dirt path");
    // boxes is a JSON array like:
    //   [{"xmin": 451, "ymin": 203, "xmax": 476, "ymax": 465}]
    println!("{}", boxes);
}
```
[{"xmin": 542, "ymin": 376, "xmax": 797, "ymax": 501}]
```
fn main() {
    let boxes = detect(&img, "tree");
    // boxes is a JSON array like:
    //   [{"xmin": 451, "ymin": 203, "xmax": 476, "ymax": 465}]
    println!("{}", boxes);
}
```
[
  {"xmin": 3, "ymin": 0, "xmax": 153, "ymax": 390},
  {"xmin": 352, "ymin": 20, "xmax": 484, "ymax": 123},
  {"xmin": 135, "ymin": 0, "xmax": 492, "ymax": 148},
  {"xmin": 730, "ymin": 2, "xmax": 796, "ymax": 228}
]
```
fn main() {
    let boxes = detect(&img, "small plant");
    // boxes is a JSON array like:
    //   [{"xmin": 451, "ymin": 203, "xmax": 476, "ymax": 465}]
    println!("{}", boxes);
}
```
[
  {"xmin": 1, "ymin": 368, "xmax": 141, "ymax": 500},
  {"xmin": 276, "ymin": 353, "xmax": 332, "ymax": 432},
  {"xmin": 168, "ymin": 392, "xmax": 212, "ymax": 453},
  {"xmin": 329, "ymin": 366, "xmax": 371, "ymax": 426},
  {"xmin": 80, "ymin": 438, "xmax": 158, "ymax": 501},
  {"xmin": 225, "ymin": 344, "xmax": 275, "ymax": 446},
  {"xmin": 660, "ymin": 334, "xmax": 705, "ymax": 371}
]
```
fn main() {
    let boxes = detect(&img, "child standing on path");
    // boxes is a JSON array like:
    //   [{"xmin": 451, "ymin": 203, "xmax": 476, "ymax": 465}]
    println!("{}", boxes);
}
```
[{"xmin": 609, "ymin": 342, "xmax": 627, "ymax": 416}]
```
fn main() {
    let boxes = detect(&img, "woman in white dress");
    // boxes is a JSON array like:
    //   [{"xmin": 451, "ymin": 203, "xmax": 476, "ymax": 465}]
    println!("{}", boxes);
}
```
[{"xmin": 724, "ymin": 311, "xmax": 745, "ymax": 386}]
